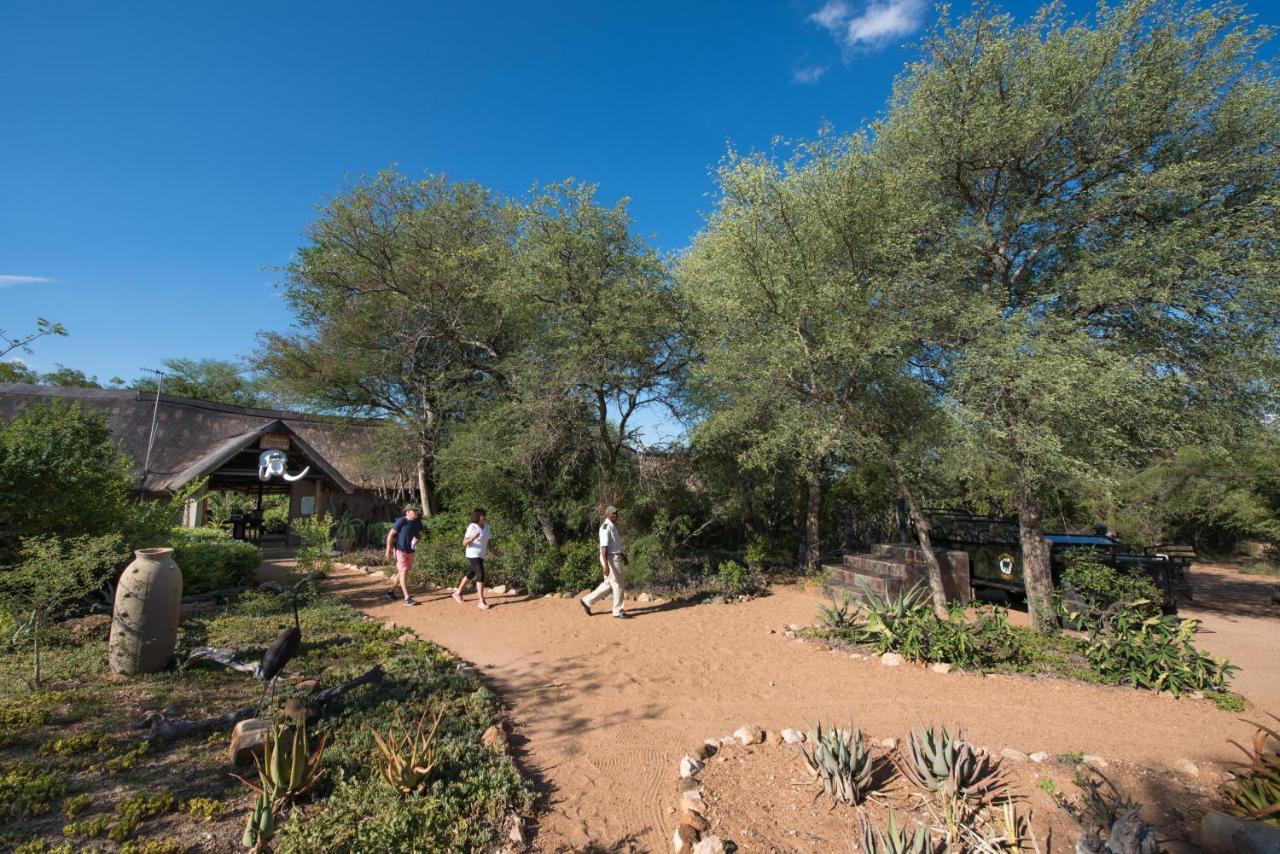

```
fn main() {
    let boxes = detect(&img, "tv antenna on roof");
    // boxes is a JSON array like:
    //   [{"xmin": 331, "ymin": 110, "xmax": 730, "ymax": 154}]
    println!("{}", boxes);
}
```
[{"xmin": 140, "ymin": 367, "xmax": 166, "ymax": 480}]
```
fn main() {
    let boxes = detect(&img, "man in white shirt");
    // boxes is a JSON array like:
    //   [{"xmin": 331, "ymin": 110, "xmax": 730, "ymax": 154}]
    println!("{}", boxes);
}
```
[
  {"xmin": 581, "ymin": 505, "xmax": 627, "ymax": 618},
  {"xmin": 453, "ymin": 508, "xmax": 492, "ymax": 610}
]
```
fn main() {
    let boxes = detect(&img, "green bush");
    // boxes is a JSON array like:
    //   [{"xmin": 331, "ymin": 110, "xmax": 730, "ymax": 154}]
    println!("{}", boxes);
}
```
[
  {"xmin": 716, "ymin": 559, "xmax": 762, "ymax": 597},
  {"xmin": 1083, "ymin": 604, "xmax": 1237, "ymax": 696},
  {"xmin": 173, "ymin": 526, "xmax": 232, "ymax": 543},
  {"xmin": 294, "ymin": 514, "xmax": 334, "ymax": 571},
  {"xmin": 526, "ymin": 546, "xmax": 563, "ymax": 595},
  {"xmin": 170, "ymin": 540, "xmax": 260, "ymax": 594},
  {"xmin": 558, "ymin": 540, "xmax": 600, "ymax": 594},
  {"xmin": 368, "ymin": 521, "xmax": 393, "ymax": 548},
  {"xmin": 1061, "ymin": 551, "xmax": 1161, "ymax": 611},
  {"xmin": 745, "ymin": 535, "xmax": 769, "ymax": 574}
]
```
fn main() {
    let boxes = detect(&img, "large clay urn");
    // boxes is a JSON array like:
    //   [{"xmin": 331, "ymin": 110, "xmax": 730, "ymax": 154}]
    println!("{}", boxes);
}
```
[{"xmin": 108, "ymin": 548, "xmax": 183, "ymax": 675}]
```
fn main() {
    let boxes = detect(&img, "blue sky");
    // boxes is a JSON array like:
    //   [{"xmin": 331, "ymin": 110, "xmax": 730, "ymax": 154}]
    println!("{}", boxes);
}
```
[{"xmin": 3, "ymin": 0, "xmax": 1277, "ymax": 439}]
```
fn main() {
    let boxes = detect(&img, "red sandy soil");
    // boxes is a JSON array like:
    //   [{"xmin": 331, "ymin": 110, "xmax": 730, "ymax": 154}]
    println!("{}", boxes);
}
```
[{"xmin": 323, "ymin": 561, "xmax": 1276, "ymax": 853}]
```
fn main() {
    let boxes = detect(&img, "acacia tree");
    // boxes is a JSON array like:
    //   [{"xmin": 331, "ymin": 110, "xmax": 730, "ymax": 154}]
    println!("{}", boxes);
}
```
[
  {"xmin": 510, "ymin": 180, "xmax": 686, "ymax": 500},
  {"xmin": 258, "ymin": 172, "xmax": 516, "ymax": 515},
  {"xmin": 880, "ymin": 0, "xmax": 1280, "ymax": 629},
  {"xmin": 680, "ymin": 135, "xmax": 955, "ymax": 611}
]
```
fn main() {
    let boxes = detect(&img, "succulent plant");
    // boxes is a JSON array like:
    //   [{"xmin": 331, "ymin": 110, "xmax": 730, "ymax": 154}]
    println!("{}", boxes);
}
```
[
  {"xmin": 1221, "ymin": 713, "xmax": 1280, "ymax": 825},
  {"xmin": 898, "ymin": 725, "xmax": 1009, "ymax": 805},
  {"xmin": 859, "ymin": 808, "xmax": 937, "ymax": 854},
  {"xmin": 799, "ymin": 721, "xmax": 873, "ymax": 805},
  {"xmin": 371, "ymin": 706, "xmax": 445, "ymax": 795},
  {"xmin": 242, "ymin": 790, "xmax": 275, "ymax": 851},
  {"xmin": 236, "ymin": 719, "xmax": 327, "ymax": 850}
]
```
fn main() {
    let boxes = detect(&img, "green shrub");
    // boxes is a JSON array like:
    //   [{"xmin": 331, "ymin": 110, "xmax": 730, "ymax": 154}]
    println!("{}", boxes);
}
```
[
  {"xmin": 745, "ymin": 535, "xmax": 769, "ymax": 575},
  {"xmin": 526, "ymin": 546, "xmax": 563, "ymax": 595},
  {"xmin": 294, "ymin": 514, "xmax": 335, "ymax": 571},
  {"xmin": 172, "ymin": 525, "xmax": 232, "ymax": 543},
  {"xmin": 1207, "ymin": 690, "xmax": 1246, "ymax": 712},
  {"xmin": 368, "ymin": 521, "xmax": 394, "ymax": 548},
  {"xmin": 1083, "ymin": 605, "xmax": 1237, "ymax": 696},
  {"xmin": 1061, "ymin": 551, "xmax": 1161, "ymax": 611},
  {"xmin": 170, "ymin": 540, "xmax": 260, "ymax": 594},
  {"xmin": 558, "ymin": 540, "xmax": 600, "ymax": 593}
]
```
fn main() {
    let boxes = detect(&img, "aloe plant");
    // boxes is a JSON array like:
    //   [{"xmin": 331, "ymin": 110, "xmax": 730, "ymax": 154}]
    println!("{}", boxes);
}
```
[
  {"xmin": 799, "ymin": 721, "xmax": 873, "ymax": 805},
  {"xmin": 1221, "ymin": 713, "xmax": 1280, "ymax": 825},
  {"xmin": 859, "ymin": 808, "xmax": 936, "ymax": 853},
  {"xmin": 371, "ymin": 706, "xmax": 445, "ymax": 795},
  {"xmin": 237, "ymin": 719, "xmax": 327, "ymax": 850},
  {"xmin": 898, "ymin": 725, "xmax": 1009, "ymax": 805}
]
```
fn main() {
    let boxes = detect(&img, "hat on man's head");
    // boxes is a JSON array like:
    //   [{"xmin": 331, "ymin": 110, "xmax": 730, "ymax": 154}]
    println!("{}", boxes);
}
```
[
  {"xmin": 403, "ymin": 504, "xmax": 421, "ymax": 514},
  {"xmin": 604, "ymin": 505, "xmax": 618, "ymax": 516}
]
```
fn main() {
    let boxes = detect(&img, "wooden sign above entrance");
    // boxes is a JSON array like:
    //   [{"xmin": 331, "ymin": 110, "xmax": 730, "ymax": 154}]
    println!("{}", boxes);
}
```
[{"xmin": 259, "ymin": 433, "xmax": 291, "ymax": 451}]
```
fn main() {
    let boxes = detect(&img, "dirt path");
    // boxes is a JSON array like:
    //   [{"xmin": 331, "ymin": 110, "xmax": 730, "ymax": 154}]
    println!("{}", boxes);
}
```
[
  {"xmin": 1182, "ymin": 561, "xmax": 1280, "ymax": 712},
  {"xmin": 323, "ymin": 564, "xmax": 1267, "ymax": 852}
]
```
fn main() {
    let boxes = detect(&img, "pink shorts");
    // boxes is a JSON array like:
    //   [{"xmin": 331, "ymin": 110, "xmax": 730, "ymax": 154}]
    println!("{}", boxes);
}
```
[{"xmin": 394, "ymin": 549, "xmax": 415, "ymax": 573}]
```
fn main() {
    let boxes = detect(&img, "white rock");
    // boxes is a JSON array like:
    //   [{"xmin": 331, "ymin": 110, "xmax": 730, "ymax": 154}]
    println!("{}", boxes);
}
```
[
  {"xmin": 490, "ymin": 585, "xmax": 508, "ymax": 595},
  {"xmin": 1175, "ymin": 758, "xmax": 1199, "ymax": 777},
  {"xmin": 783, "ymin": 630, "xmax": 796, "ymax": 639},
  {"xmin": 734, "ymin": 726, "xmax": 764, "ymax": 745},
  {"xmin": 1083, "ymin": 754, "xmax": 1108, "ymax": 769},
  {"xmin": 719, "ymin": 735, "xmax": 737, "ymax": 747},
  {"xmin": 693, "ymin": 837, "xmax": 726, "ymax": 854},
  {"xmin": 638, "ymin": 592, "xmax": 653, "ymax": 602},
  {"xmin": 781, "ymin": 728, "xmax": 805, "ymax": 744},
  {"xmin": 1029, "ymin": 751, "xmax": 1049, "ymax": 763},
  {"xmin": 679, "ymin": 756, "xmax": 704, "ymax": 778},
  {"xmin": 680, "ymin": 793, "xmax": 706, "ymax": 815},
  {"xmin": 880, "ymin": 737, "xmax": 898, "ymax": 750},
  {"xmin": 930, "ymin": 662, "xmax": 952, "ymax": 674},
  {"xmin": 1000, "ymin": 748, "xmax": 1028, "ymax": 762},
  {"xmin": 672, "ymin": 825, "xmax": 698, "ymax": 853},
  {"xmin": 880, "ymin": 652, "xmax": 904, "ymax": 666}
]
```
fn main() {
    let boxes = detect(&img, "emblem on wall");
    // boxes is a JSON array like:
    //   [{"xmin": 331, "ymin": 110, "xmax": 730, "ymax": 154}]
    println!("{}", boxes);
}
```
[
  {"xmin": 258, "ymin": 449, "xmax": 310, "ymax": 482},
  {"xmin": 997, "ymin": 553, "xmax": 1016, "ymax": 576}
]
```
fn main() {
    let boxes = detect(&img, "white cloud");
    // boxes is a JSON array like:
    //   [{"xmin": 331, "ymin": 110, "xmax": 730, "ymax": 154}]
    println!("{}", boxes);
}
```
[
  {"xmin": 792, "ymin": 64, "xmax": 830, "ymax": 84},
  {"xmin": 0, "ymin": 275, "xmax": 54, "ymax": 288},
  {"xmin": 809, "ymin": 0, "xmax": 927, "ymax": 51}
]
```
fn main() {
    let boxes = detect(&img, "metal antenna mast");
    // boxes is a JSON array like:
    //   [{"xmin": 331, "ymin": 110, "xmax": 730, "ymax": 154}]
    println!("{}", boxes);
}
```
[{"xmin": 140, "ymin": 367, "xmax": 166, "ymax": 479}]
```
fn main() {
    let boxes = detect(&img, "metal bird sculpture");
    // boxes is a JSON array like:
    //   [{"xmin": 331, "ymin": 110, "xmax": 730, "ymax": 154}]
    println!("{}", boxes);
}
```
[{"xmin": 261, "ymin": 592, "xmax": 302, "ymax": 704}]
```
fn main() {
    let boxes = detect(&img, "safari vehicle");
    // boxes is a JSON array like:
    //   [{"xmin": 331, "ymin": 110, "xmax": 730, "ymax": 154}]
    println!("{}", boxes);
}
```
[{"xmin": 925, "ymin": 510, "xmax": 1193, "ymax": 613}]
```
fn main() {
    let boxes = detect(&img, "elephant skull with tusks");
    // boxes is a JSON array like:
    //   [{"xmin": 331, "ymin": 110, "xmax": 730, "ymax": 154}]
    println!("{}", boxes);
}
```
[{"xmin": 258, "ymin": 449, "xmax": 310, "ymax": 482}]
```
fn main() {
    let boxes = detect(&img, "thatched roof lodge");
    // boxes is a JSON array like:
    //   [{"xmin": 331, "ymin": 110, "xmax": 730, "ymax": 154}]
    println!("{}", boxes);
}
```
[{"xmin": 0, "ymin": 383, "xmax": 411, "ymax": 532}]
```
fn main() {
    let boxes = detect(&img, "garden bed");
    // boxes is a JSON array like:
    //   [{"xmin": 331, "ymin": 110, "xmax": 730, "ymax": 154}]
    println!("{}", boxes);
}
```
[{"xmin": 1, "ymin": 576, "xmax": 531, "ymax": 853}]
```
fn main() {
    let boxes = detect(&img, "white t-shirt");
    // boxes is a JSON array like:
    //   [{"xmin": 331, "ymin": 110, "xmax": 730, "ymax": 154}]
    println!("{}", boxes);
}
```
[
  {"xmin": 464, "ymin": 522, "xmax": 490, "ymax": 559},
  {"xmin": 598, "ymin": 519, "xmax": 623, "ymax": 554}
]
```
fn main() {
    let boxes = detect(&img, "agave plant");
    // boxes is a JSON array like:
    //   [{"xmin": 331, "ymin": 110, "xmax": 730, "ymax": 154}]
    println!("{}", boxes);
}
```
[
  {"xmin": 371, "ymin": 706, "xmax": 445, "ymax": 795},
  {"xmin": 799, "ymin": 721, "xmax": 873, "ymax": 805},
  {"xmin": 859, "ymin": 808, "xmax": 937, "ymax": 854},
  {"xmin": 237, "ymin": 719, "xmax": 328, "ymax": 850},
  {"xmin": 1221, "ymin": 713, "xmax": 1280, "ymax": 824},
  {"xmin": 898, "ymin": 725, "xmax": 1010, "ymax": 805}
]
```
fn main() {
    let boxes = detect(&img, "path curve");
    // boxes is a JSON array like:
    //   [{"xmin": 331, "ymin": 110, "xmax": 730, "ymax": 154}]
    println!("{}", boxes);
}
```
[{"xmin": 325, "ymin": 564, "xmax": 1259, "ymax": 852}]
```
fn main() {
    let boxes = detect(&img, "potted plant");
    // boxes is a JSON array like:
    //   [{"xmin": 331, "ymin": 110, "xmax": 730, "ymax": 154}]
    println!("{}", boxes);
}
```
[{"xmin": 332, "ymin": 512, "xmax": 363, "ymax": 553}]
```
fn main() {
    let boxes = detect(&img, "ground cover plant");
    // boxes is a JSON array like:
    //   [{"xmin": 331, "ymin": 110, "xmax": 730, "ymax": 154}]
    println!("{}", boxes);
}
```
[
  {"xmin": 0, "ymin": 579, "xmax": 531, "ymax": 852},
  {"xmin": 816, "ymin": 583, "xmax": 1236, "ymax": 697}
]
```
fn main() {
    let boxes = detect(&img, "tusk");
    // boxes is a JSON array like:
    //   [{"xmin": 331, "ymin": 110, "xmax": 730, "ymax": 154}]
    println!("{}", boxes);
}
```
[{"xmin": 282, "ymin": 466, "xmax": 311, "ymax": 482}]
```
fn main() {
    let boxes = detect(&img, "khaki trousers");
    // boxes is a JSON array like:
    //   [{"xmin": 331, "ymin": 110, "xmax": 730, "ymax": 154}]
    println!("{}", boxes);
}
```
[{"xmin": 584, "ymin": 554, "xmax": 625, "ymax": 615}]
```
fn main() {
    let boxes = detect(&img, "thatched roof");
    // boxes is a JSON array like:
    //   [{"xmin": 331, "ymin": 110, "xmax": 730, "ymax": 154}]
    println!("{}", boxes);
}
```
[{"xmin": 0, "ymin": 384, "xmax": 397, "ymax": 494}]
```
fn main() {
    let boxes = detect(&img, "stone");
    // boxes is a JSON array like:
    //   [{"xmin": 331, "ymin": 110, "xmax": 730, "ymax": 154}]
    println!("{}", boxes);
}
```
[
  {"xmin": 678, "ymin": 777, "xmax": 700, "ymax": 793},
  {"xmin": 1200, "ymin": 810, "xmax": 1280, "ymax": 854},
  {"xmin": 1082, "ymin": 754, "xmax": 1108, "ymax": 769},
  {"xmin": 693, "ymin": 836, "xmax": 726, "ymax": 854},
  {"xmin": 508, "ymin": 588, "xmax": 521, "ymax": 597},
  {"xmin": 229, "ymin": 718, "xmax": 272, "ymax": 766},
  {"xmin": 783, "ymin": 630, "xmax": 796, "ymax": 639},
  {"xmin": 482, "ymin": 725, "xmax": 508, "ymax": 751},
  {"xmin": 703, "ymin": 738, "xmax": 721, "ymax": 755},
  {"xmin": 781, "ymin": 728, "xmax": 805, "ymax": 744},
  {"xmin": 1000, "ymin": 748, "xmax": 1028, "ymax": 762},
  {"xmin": 694, "ymin": 742, "xmax": 715, "ymax": 761},
  {"xmin": 719, "ymin": 735, "xmax": 738, "ymax": 747},
  {"xmin": 734, "ymin": 726, "xmax": 764, "ymax": 745},
  {"xmin": 880, "ymin": 737, "xmax": 898, "ymax": 750},
  {"xmin": 672, "ymin": 824, "xmax": 699, "ymax": 853},
  {"xmin": 1029, "ymin": 751, "xmax": 1049, "ymax": 763},
  {"xmin": 490, "ymin": 585, "xmax": 508, "ymax": 595},
  {"xmin": 280, "ymin": 697, "xmax": 311, "ymax": 723},
  {"xmin": 680, "ymin": 756, "xmax": 704, "ymax": 778},
  {"xmin": 880, "ymin": 652, "xmax": 904, "ymax": 666},
  {"xmin": 257, "ymin": 581, "xmax": 285, "ymax": 594},
  {"xmin": 638, "ymin": 592, "xmax": 653, "ymax": 602},
  {"xmin": 680, "ymin": 793, "xmax": 706, "ymax": 814},
  {"xmin": 930, "ymin": 662, "xmax": 952, "ymax": 674},
  {"xmin": 680, "ymin": 811, "xmax": 710, "ymax": 833},
  {"xmin": 709, "ymin": 595, "xmax": 727, "ymax": 605},
  {"xmin": 767, "ymin": 730, "xmax": 783, "ymax": 746},
  {"xmin": 1175, "ymin": 758, "xmax": 1199, "ymax": 777},
  {"xmin": 786, "ymin": 624, "xmax": 803, "ymax": 633}
]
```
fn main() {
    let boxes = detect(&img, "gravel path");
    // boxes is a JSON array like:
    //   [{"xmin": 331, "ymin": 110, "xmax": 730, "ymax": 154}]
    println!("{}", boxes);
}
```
[{"xmin": 324, "ymin": 563, "xmax": 1266, "ymax": 852}]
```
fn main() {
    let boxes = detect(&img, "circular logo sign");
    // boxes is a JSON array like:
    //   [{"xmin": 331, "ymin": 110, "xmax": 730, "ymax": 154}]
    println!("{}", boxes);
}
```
[{"xmin": 998, "ymin": 554, "xmax": 1015, "ymax": 576}]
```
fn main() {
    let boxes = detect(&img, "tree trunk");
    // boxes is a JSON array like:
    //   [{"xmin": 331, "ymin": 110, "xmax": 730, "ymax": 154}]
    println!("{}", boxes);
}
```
[
  {"xmin": 532, "ymin": 501, "xmax": 559, "ymax": 547},
  {"xmin": 804, "ymin": 466, "xmax": 821, "ymax": 573},
  {"xmin": 1016, "ymin": 487, "xmax": 1056, "ymax": 633},
  {"xmin": 32, "ymin": 611, "xmax": 40, "ymax": 687},
  {"xmin": 897, "ymin": 483, "xmax": 950, "ymax": 619},
  {"xmin": 415, "ymin": 455, "xmax": 432, "ymax": 517}
]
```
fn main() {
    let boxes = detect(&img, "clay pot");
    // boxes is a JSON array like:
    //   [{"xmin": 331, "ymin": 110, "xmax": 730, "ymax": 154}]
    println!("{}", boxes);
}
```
[{"xmin": 108, "ymin": 548, "xmax": 183, "ymax": 675}]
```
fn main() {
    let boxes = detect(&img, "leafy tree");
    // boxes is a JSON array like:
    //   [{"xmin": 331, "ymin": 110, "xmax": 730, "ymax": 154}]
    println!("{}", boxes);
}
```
[
  {"xmin": 879, "ymin": 0, "xmax": 1280, "ymax": 629},
  {"xmin": 0, "ymin": 361, "xmax": 38, "ymax": 383},
  {"xmin": 133, "ymin": 357, "xmax": 272, "ymax": 407},
  {"xmin": 39, "ymin": 365, "xmax": 104, "ymax": 388},
  {"xmin": 259, "ymin": 171, "xmax": 515, "ymax": 515},
  {"xmin": 510, "ymin": 180, "xmax": 687, "ymax": 497},
  {"xmin": 680, "ymin": 134, "xmax": 955, "ymax": 611},
  {"xmin": 0, "ymin": 534, "xmax": 126, "ymax": 686}
]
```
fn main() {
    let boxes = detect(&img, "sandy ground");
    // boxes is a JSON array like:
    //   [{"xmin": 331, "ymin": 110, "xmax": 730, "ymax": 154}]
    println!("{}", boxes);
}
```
[{"xmin": 321, "ymin": 562, "xmax": 1277, "ymax": 853}]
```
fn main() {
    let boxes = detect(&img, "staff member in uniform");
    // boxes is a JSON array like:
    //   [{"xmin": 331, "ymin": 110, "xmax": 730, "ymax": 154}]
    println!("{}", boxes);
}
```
[{"xmin": 581, "ymin": 505, "xmax": 628, "ymax": 618}]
